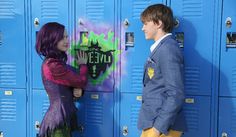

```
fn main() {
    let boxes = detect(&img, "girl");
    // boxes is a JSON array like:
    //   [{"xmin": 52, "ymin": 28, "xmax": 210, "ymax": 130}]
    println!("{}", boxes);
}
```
[{"xmin": 36, "ymin": 22, "xmax": 88, "ymax": 137}]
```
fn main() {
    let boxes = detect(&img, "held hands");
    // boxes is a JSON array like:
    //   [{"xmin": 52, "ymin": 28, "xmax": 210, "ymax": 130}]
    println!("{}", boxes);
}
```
[
  {"xmin": 73, "ymin": 88, "xmax": 83, "ymax": 98},
  {"xmin": 77, "ymin": 50, "xmax": 88, "ymax": 65}
]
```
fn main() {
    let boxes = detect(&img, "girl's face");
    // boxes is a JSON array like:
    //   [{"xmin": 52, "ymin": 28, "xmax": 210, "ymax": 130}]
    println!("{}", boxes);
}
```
[{"xmin": 57, "ymin": 30, "xmax": 69, "ymax": 52}]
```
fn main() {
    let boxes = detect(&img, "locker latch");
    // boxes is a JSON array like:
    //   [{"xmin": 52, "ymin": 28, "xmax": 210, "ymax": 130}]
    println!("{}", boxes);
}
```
[
  {"xmin": 122, "ymin": 126, "xmax": 128, "ymax": 136},
  {"xmin": 35, "ymin": 121, "xmax": 40, "ymax": 130},
  {"xmin": 174, "ymin": 18, "xmax": 180, "ymax": 28},
  {"xmin": 34, "ymin": 18, "xmax": 40, "ymax": 26},
  {"xmin": 123, "ymin": 19, "xmax": 129, "ymax": 27},
  {"xmin": 78, "ymin": 125, "xmax": 84, "ymax": 133},
  {"xmin": 222, "ymin": 132, "xmax": 227, "ymax": 137},
  {"xmin": 225, "ymin": 17, "xmax": 232, "ymax": 28},
  {"xmin": 0, "ymin": 131, "xmax": 3, "ymax": 137}
]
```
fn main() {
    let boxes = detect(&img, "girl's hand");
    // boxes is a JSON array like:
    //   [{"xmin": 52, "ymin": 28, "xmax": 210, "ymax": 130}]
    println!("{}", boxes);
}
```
[
  {"xmin": 73, "ymin": 88, "xmax": 83, "ymax": 98},
  {"xmin": 77, "ymin": 50, "xmax": 88, "ymax": 65}
]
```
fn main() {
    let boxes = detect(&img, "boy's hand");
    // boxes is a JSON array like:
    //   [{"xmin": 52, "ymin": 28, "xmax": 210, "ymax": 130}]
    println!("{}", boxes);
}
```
[
  {"xmin": 153, "ymin": 127, "xmax": 161, "ymax": 137},
  {"xmin": 73, "ymin": 88, "xmax": 83, "ymax": 98}
]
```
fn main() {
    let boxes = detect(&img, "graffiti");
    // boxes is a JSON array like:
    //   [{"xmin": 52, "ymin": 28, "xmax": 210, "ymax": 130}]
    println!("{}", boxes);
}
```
[
  {"xmin": 68, "ymin": 20, "xmax": 121, "ymax": 89},
  {"xmin": 85, "ymin": 41, "xmax": 115, "ymax": 79}
]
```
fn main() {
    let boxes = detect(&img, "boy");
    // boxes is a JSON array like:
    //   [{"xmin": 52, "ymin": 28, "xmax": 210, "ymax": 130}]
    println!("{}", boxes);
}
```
[{"xmin": 138, "ymin": 4, "xmax": 186, "ymax": 137}]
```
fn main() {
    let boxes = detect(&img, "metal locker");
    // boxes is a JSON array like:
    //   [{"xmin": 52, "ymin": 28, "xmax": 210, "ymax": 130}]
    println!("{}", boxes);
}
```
[
  {"xmin": 219, "ymin": 0, "xmax": 236, "ymax": 97},
  {"xmin": 119, "ymin": 93, "xmax": 142, "ymax": 137},
  {"xmin": 182, "ymin": 96, "xmax": 211, "ymax": 137},
  {"xmin": 218, "ymin": 97, "xmax": 236, "ymax": 137},
  {"xmin": 171, "ymin": 0, "xmax": 215, "ymax": 96},
  {"xmin": 0, "ymin": 89, "xmax": 27, "ymax": 137},
  {"xmin": 0, "ymin": 0, "xmax": 26, "ymax": 88},
  {"xmin": 75, "ymin": 0, "xmax": 116, "ymax": 92},
  {"xmin": 120, "ymin": 0, "xmax": 165, "ymax": 94},
  {"xmin": 76, "ymin": 92, "xmax": 114, "ymax": 137},
  {"xmin": 31, "ymin": 90, "xmax": 49, "ymax": 137},
  {"xmin": 31, "ymin": 0, "xmax": 69, "ymax": 89}
]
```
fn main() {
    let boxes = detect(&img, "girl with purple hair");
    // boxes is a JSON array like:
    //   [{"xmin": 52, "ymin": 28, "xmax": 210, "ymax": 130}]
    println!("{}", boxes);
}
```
[{"xmin": 36, "ymin": 22, "xmax": 88, "ymax": 137}]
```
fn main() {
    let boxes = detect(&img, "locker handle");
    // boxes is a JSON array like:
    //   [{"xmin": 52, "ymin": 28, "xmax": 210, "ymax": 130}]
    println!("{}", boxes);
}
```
[
  {"xmin": 222, "ymin": 132, "xmax": 227, "ymax": 137},
  {"xmin": 225, "ymin": 17, "xmax": 232, "ymax": 28},
  {"xmin": 35, "ymin": 121, "xmax": 40, "ymax": 130},
  {"xmin": 78, "ymin": 125, "xmax": 84, "ymax": 133},
  {"xmin": 122, "ymin": 126, "xmax": 128, "ymax": 136},
  {"xmin": 0, "ymin": 131, "xmax": 3, "ymax": 137},
  {"xmin": 174, "ymin": 18, "xmax": 180, "ymax": 28},
  {"xmin": 34, "ymin": 18, "xmax": 39, "ymax": 26}
]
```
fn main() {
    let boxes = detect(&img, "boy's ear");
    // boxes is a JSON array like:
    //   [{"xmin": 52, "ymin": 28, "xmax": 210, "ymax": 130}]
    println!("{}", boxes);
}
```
[{"xmin": 156, "ymin": 20, "xmax": 163, "ymax": 29}]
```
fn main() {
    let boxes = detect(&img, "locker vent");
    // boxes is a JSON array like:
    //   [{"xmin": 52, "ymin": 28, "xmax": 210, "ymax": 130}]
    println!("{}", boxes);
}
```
[
  {"xmin": 183, "ymin": 105, "xmax": 199, "ymax": 131},
  {"xmin": 42, "ymin": 99, "xmax": 49, "ymax": 117},
  {"xmin": 41, "ymin": 0, "xmax": 59, "ymax": 19},
  {"xmin": 0, "ymin": 0, "xmax": 15, "ymax": 19},
  {"xmin": 131, "ymin": 66, "xmax": 143, "ymax": 92},
  {"xmin": 130, "ymin": 104, "xmax": 141, "ymax": 127},
  {"xmin": 86, "ymin": 0, "xmax": 104, "ymax": 22},
  {"xmin": 182, "ymin": 0, "xmax": 203, "ymax": 17},
  {"xmin": 0, "ymin": 98, "xmax": 16, "ymax": 121},
  {"xmin": 132, "ymin": 0, "xmax": 151, "ymax": 19},
  {"xmin": 232, "ymin": 68, "xmax": 236, "ymax": 92},
  {"xmin": 85, "ymin": 102, "xmax": 103, "ymax": 125},
  {"xmin": 231, "ymin": 109, "xmax": 236, "ymax": 131},
  {"xmin": 184, "ymin": 67, "xmax": 200, "ymax": 93},
  {"xmin": 0, "ymin": 63, "xmax": 16, "ymax": 86}
]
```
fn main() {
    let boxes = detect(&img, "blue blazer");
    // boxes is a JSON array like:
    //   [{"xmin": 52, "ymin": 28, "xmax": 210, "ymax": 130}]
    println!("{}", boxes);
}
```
[{"xmin": 138, "ymin": 35, "xmax": 187, "ymax": 135}]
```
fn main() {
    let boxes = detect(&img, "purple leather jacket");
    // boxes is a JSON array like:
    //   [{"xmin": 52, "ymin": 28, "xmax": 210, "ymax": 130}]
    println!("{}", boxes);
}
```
[{"xmin": 39, "ymin": 58, "xmax": 88, "ymax": 137}]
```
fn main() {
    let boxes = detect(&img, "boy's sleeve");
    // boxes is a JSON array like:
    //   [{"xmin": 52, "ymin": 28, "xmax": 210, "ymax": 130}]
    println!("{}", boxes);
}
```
[{"xmin": 153, "ymin": 44, "xmax": 185, "ymax": 135}]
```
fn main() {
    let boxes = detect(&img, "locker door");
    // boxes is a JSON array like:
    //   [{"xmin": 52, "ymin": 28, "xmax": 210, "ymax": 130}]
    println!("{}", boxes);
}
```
[
  {"xmin": 182, "ymin": 96, "xmax": 211, "ymax": 137},
  {"xmin": 31, "ymin": 0, "xmax": 69, "ymax": 89},
  {"xmin": 75, "ymin": 0, "xmax": 116, "ymax": 92},
  {"xmin": 218, "ymin": 98, "xmax": 236, "ymax": 137},
  {"xmin": 119, "ymin": 93, "xmax": 142, "ymax": 137},
  {"xmin": 120, "ymin": 0, "xmax": 165, "ymax": 94},
  {"xmin": 0, "ymin": 89, "xmax": 26, "ymax": 137},
  {"xmin": 31, "ymin": 90, "xmax": 49, "ymax": 137},
  {"xmin": 171, "ymin": 0, "xmax": 214, "ymax": 96},
  {"xmin": 76, "ymin": 92, "xmax": 114, "ymax": 137},
  {"xmin": 219, "ymin": 0, "xmax": 236, "ymax": 97},
  {"xmin": 0, "ymin": 0, "xmax": 26, "ymax": 88}
]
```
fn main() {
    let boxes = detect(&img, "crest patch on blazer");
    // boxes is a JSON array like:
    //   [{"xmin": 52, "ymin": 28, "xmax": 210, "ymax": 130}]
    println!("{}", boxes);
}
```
[{"xmin": 147, "ymin": 67, "xmax": 154, "ymax": 79}]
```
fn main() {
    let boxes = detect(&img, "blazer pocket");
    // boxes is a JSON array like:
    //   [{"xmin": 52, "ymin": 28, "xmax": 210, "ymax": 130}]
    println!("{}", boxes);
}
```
[{"xmin": 143, "ymin": 98, "xmax": 163, "ymax": 120}]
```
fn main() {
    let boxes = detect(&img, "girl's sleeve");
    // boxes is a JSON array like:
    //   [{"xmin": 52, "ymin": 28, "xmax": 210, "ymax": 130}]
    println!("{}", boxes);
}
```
[{"xmin": 43, "ymin": 59, "xmax": 88, "ymax": 88}]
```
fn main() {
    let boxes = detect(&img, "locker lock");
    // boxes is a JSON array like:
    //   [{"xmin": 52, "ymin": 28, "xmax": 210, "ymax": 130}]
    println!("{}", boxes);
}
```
[
  {"xmin": 123, "ymin": 19, "xmax": 129, "ymax": 27},
  {"xmin": 34, "ymin": 18, "xmax": 40, "ymax": 26},
  {"xmin": 222, "ymin": 132, "xmax": 227, "ymax": 137},
  {"xmin": 225, "ymin": 17, "xmax": 232, "ymax": 28},
  {"xmin": 122, "ymin": 126, "xmax": 128, "ymax": 136}
]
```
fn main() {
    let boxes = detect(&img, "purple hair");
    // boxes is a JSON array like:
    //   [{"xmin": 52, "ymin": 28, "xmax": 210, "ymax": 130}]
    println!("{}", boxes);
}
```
[{"xmin": 35, "ymin": 22, "xmax": 67, "ymax": 61}]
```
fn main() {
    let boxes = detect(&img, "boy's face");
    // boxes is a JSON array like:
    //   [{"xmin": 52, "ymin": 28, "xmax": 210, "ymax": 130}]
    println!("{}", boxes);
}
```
[
  {"xmin": 57, "ymin": 29, "xmax": 69, "ymax": 52},
  {"xmin": 142, "ymin": 21, "xmax": 159, "ymax": 40}
]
